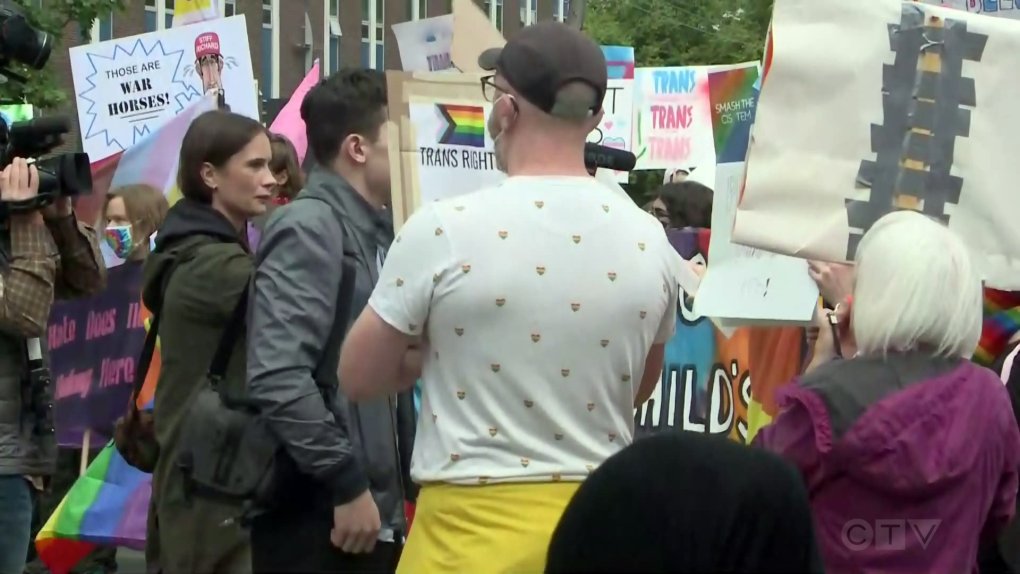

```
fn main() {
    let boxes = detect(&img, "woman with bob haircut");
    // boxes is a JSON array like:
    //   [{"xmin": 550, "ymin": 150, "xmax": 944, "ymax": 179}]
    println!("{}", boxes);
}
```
[
  {"xmin": 756, "ymin": 211, "xmax": 1020, "ymax": 574},
  {"xmin": 141, "ymin": 110, "xmax": 275, "ymax": 573}
]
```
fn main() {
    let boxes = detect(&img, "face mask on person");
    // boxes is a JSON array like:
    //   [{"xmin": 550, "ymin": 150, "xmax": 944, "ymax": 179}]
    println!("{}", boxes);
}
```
[
  {"xmin": 104, "ymin": 225, "xmax": 134, "ymax": 259},
  {"xmin": 488, "ymin": 94, "xmax": 518, "ymax": 173}
]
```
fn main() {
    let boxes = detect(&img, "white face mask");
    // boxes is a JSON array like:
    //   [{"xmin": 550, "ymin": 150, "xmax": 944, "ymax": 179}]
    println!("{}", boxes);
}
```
[{"xmin": 489, "ymin": 94, "xmax": 517, "ymax": 174}]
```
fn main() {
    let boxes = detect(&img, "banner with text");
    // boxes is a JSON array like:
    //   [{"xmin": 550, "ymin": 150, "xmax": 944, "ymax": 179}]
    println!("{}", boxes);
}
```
[
  {"xmin": 632, "ymin": 63, "xmax": 757, "ymax": 170},
  {"xmin": 916, "ymin": 0, "xmax": 1020, "ymax": 18},
  {"xmin": 69, "ymin": 15, "xmax": 257, "ymax": 162},
  {"xmin": 392, "ymin": 15, "xmax": 455, "ymax": 72},
  {"xmin": 49, "ymin": 263, "xmax": 146, "ymax": 447},
  {"xmin": 411, "ymin": 99, "xmax": 505, "ymax": 204},
  {"xmin": 587, "ymin": 46, "xmax": 635, "ymax": 182},
  {"xmin": 735, "ymin": 0, "xmax": 1020, "ymax": 289},
  {"xmin": 635, "ymin": 229, "xmax": 753, "ymax": 443}
]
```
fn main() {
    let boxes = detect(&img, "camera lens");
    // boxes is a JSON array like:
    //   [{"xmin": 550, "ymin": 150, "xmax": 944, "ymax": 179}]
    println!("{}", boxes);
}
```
[{"xmin": 2, "ymin": 15, "xmax": 51, "ymax": 70}]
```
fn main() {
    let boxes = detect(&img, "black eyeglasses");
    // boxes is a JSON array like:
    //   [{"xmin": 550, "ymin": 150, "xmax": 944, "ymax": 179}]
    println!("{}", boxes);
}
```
[{"xmin": 481, "ymin": 75, "xmax": 501, "ymax": 102}]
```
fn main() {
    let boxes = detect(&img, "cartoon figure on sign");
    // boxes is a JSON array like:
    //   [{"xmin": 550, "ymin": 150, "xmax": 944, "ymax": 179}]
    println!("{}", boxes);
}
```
[{"xmin": 183, "ymin": 32, "xmax": 239, "ymax": 110}]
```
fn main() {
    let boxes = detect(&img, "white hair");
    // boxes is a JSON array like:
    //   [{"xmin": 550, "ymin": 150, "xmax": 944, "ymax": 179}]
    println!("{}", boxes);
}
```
[{"xmin": 852, "ymin": 211, "xmax": 982, "ymax": 358}]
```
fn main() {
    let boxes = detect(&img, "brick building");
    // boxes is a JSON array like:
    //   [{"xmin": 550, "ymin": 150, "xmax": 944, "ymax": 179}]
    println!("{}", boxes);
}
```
[{"xmin": 51, "ymin": 0, "xmax": 573, "ymax": 150}]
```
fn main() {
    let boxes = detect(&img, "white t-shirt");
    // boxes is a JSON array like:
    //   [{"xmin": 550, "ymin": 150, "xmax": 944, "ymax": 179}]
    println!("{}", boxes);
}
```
[{"xmin": 369, "ymin": 176, "xmax": 679, "ymax": 485}]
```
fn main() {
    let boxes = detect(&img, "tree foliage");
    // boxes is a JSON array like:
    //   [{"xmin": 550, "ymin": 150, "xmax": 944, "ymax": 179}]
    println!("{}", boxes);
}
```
[
  {"xmin": 0, "ymin": 0, "xmax": 126, "ymax": 109},
  {"xmin": 584, "ymin": 0, "xmax": 771, "ymax": 205}
]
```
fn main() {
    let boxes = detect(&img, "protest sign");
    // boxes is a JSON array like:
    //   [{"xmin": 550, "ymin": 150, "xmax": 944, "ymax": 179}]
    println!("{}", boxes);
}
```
[
  {"xmin": 917, "ymin": 0, "xmax": 1020, "ymax": 18},
  {"xmin": 693, "ymin": 65, "xmax": 818, "ymax": 324},
  {"xmin": 69, "ymin": 15, "xmax": 257, "ymax": 161},
  {"xmin": 387, "ymin": 71, "xmax": 506, "ymax": 229},
  {"xmin": 635, "ymin": 229, "xmax": 753, "ymax": 443},
  {"xmin": 173, "ymin": 0, "xmax": 220, "ymax": 27},
  {"xmin": 393, "ymin": 15, "xmax": 455, "ymax": 72},
  {"xmin": 695, "ymin": 161, "xmax": 818, "ymax": 324},
  {"xmin": 636, "ymin": 229, "xmax": 805, "ymax": 443},
  {"xmin": 734, "ymin": 0, "xmax": 1020, "ymax": 289},
  {"xmin": 631, "ymin": 62, "xmax": 757, "ymax": 170},
  {"xmin": 49, "ymin": 263, "xmax": 146, "ymax": 447},
  {"xmin": 588, "ymin": 46, "xmax": 635, "ymax": 183},
  {"xmin": 450, "ymin": 0, "xmax": 506, "ymax": 73}
]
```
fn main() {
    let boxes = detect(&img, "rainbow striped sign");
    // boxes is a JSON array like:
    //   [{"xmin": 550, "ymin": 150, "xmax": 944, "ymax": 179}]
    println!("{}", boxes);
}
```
[{"xmin": 436, "ymin": 104, "xmax": 485, "ymax": 148}]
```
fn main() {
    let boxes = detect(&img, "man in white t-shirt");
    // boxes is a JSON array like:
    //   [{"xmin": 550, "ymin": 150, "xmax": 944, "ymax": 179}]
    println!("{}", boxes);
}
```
[{"xmin": 337, "ymin": 22, "xmax": 679, "ymax": 573}]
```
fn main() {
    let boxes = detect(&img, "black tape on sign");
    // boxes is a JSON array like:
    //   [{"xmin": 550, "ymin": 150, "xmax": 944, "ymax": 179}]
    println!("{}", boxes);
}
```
[{"xmin": 849, "ymin": 4, "xmax": 987, "ymax": 260}]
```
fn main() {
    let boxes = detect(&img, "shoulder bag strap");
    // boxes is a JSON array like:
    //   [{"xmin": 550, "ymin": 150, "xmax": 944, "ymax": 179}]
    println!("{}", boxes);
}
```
[
  {"xmin": 208, "ymin": 286, "xmax": 250, "ymax": 381},
  {"xmin": 128, "ymin": 244, "xmax": 203, "ymax": 413}
]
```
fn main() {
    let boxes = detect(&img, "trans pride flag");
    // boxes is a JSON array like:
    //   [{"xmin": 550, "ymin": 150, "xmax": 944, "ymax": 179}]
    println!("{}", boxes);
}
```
[{"xmin": 36, "ymin": 96, "xmax": 217, "ymax": 574}]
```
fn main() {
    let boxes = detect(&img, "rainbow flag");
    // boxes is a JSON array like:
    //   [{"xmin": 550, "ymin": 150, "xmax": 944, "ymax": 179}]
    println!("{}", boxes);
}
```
[
  {"xmin": 35, "ymin": 96, "xmax": 217, "ymax": 574},
  {"xmin": 436, "ymin": 104, "xmax": 485, "ymax": 148},
  {"xmin": 173, "ymin": 0, "xmax": 220, "ymax": 27},
  {"xmin": 35, "ymin": 445, "xmax": 152, "ymax": 574}
]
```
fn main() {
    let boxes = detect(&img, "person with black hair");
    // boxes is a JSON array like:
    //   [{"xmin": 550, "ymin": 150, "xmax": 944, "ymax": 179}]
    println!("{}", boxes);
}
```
[
  {"xmin": 546, "ymin": 431, "xmax": 824, "ymax": 573},
  {"xmin": 650, "ymin": 181, "xmax": 713, "ymax": 230},
  {"xmin": 246, "ymin": 68, "xmax": 414, "ymax": 573}
]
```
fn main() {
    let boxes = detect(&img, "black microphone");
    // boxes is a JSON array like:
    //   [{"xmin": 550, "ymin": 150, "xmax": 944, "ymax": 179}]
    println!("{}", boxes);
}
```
[{"xmin": 584, "ymin": 143, "xmax": 637, "ymax": 173}]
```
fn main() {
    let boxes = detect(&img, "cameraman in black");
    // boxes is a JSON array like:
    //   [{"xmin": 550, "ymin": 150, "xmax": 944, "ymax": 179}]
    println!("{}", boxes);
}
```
[{"xmin": 0, "ymin": 158, "xmax": 105, "ymax": 574}]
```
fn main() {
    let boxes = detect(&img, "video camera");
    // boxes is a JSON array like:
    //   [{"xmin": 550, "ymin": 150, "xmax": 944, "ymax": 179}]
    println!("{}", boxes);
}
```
[{"xmin": 0, "ymin": 0, "xmax": 92, "ymax": 214}]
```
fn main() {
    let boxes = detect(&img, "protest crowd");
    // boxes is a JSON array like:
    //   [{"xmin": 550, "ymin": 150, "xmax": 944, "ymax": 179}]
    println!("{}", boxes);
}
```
[{"xmin": 3, "ymin": 0, "xmax": 1020, "ymax": 573}]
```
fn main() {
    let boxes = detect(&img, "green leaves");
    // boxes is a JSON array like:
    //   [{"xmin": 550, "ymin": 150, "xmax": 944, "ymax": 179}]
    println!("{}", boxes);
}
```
[
  {"xmin": 584, "ymin": 0, "xmax": 771, "ymax": 205},
  {"xmin": 0, "ymin": 0, "xmax": 127, "ymax": 109}
]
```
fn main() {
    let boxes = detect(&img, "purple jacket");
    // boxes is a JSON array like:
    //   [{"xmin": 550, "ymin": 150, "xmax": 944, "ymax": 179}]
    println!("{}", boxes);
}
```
[{"xmin": 756, "ymin": 353, "xmax": 1020, "ymax": 574}]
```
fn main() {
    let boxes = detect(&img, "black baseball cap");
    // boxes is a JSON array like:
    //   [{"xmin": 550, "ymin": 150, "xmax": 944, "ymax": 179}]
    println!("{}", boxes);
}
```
[{"xmin": 478, "ymin": 22, "xmax": 607, "ymax": 117}]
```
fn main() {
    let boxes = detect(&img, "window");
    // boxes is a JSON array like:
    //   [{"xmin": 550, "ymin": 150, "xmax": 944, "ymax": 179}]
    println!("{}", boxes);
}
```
[
  {"xmin": 99, "ymin": 11, "xmax": 113, "ymax": 41},
  {"xmin": 408, "ymin": 0, "xmax": 428, "ymax": 19},
  {"xmin": 225, "ymin": 0, "xmax": 236, "ymax": 16},
  {"xmin": 329, "ymin": 0, "xmax": 341, "ymax": 74},
  {"xmin": 555, "ymin": 0, "xmax": 571, "ymax": 22},
  {"xmin": 483, "ymin": 0, "xmax": 503, "ymax": 32},
  {"xmin": 262, "ymin": 1, "xmax": 273, "ymax": 98},
  {"xmin": 360, "ymin": 0, "xmax": 384, "ymax": 70},
  {"xmin": 145, "ymin": 0, "xmax": 157, "ymax": 31},
  {"xmin": 520, "ymin": 0, "xmax": 536, "ymax": 27},
  {"xmin": 83, "ymin": 10, "xmax": 113, "ymax": 43},
  {"xmin": 164, "ymin": 0, "xmax": 175, "ymax": 29}
]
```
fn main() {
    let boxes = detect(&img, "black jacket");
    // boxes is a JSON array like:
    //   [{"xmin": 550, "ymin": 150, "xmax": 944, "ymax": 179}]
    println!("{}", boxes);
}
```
[{"xmin": 246, "ymin": 167, "xmax": 414, "ymax": 532}]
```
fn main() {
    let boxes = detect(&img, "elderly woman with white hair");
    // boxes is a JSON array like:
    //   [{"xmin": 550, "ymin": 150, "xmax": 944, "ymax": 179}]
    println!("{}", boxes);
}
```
[{"xmin": 755, "ymin": 211, "xmax": 1020, "ymax": 574}]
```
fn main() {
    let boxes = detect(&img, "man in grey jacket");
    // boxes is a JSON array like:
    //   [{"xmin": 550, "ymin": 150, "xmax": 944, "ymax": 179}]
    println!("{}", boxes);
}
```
[{"xmin": 247, "ymin": 68, "xmax": 415, "ymax": 573}]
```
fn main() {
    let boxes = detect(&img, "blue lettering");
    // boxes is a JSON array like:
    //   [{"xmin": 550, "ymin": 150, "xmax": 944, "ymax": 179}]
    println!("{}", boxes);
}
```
[{"xmin": 653, "ymin": 69, "xmax": 697, "ymax": 94}]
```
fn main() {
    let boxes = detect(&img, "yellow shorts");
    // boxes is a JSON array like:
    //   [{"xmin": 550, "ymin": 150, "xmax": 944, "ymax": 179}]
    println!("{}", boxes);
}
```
[{"xmin": 397, "ymin": 482, "xmax": 581, "ymax": 574}]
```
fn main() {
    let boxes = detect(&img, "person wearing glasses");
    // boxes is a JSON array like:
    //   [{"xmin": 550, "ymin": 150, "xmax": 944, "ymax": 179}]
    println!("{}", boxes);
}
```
[
  {"xmin": 337, "ymin": 22, "xmax": 680, "ymax": 573},
  {"xmin": 649, "ymin": 180, "xmax": 713, "ymax": 230}
]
